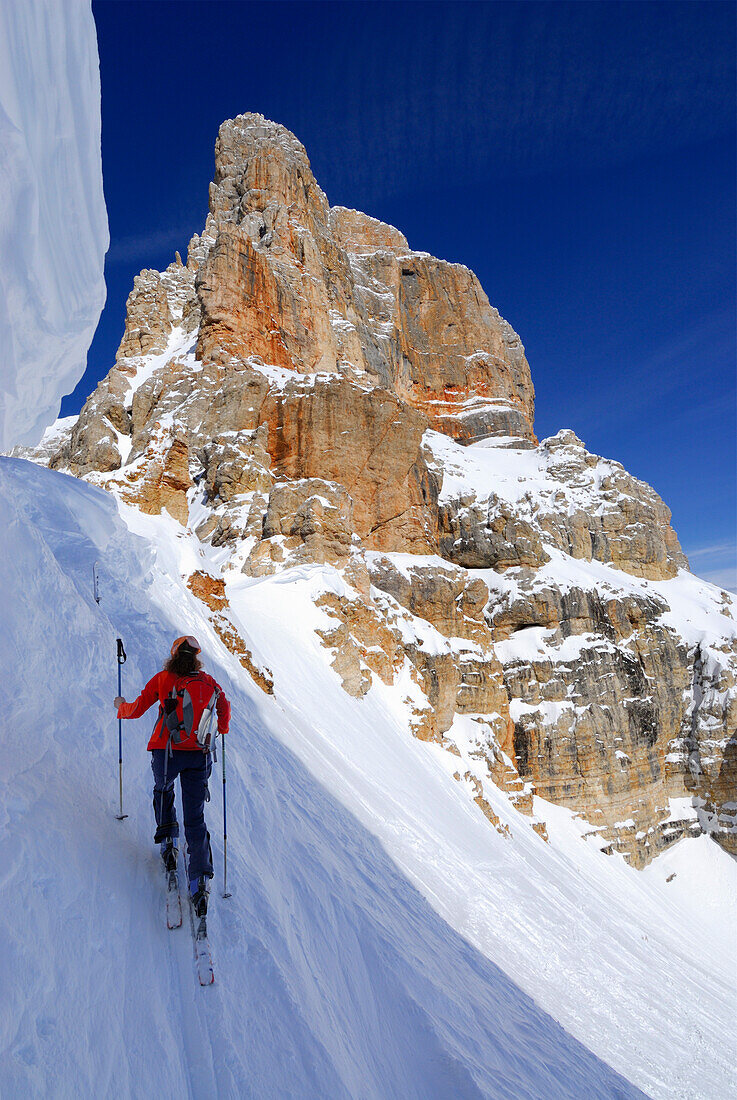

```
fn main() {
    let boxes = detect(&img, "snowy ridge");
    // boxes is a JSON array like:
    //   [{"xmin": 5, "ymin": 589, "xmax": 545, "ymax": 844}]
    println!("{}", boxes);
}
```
[
  {"xmin": 118, "ymin": 327, "xmax": 202, "ymax": 406},
  {"xmin": 428, "ymin": 426, "xmax": 675, "ymax": 521},
  {"xmin": 0, "ymin": 0, "xmax": 108, "ymax": 449}
]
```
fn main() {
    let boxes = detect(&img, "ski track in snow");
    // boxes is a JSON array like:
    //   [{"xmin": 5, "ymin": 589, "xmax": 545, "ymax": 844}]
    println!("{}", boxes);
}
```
[{"xmin": 1, "ymin": 455, "xmax": 735, "ymax": 1099}]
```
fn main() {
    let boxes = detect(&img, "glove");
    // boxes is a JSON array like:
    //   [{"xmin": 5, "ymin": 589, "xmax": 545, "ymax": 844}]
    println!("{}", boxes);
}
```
[{"xmin": 114, "ymin": 696, "xmax": 125, "ymax": 710}]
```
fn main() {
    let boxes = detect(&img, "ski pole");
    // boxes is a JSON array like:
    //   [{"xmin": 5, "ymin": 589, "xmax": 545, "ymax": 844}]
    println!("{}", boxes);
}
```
[
  {"xmin": 116, "ymin": 638, "xmax": 128, "ymax": 820},
  {"xmin": 221, "ymin": 733, "xmax": 232, "ymax": 898}
]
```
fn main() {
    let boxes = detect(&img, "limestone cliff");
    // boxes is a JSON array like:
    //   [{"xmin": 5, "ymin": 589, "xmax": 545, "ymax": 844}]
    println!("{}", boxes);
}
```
[{"xmin": 31, "ymin": 112, "xmax": 735, "ymax": 866}]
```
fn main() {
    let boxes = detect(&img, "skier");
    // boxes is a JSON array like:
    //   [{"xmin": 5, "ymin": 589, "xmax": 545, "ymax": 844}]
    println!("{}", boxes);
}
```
[{"xmin": 114, "ymin": 635, "xmax": 231, "ymax": 916}]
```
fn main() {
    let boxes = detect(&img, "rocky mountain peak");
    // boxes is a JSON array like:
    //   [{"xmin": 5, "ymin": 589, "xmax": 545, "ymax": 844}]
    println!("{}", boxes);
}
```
[
  {"xmin": 211, "ymin": 112, "xmax": 330, "ymax": 229},
  {"xmin": 25, "ymin": 113, "xmax": 736, "ymax": 868}
]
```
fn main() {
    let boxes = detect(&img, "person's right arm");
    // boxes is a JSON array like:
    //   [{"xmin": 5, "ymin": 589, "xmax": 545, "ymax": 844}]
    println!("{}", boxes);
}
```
[{"xmin": 116, "ymin": 672, "xmax": 162, "ymax": 719}]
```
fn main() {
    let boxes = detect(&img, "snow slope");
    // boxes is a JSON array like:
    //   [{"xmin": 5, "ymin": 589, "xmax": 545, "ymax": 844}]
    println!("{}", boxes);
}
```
[
  {"xmin": 2, "ymin": 455, "xmax": 735, "ymax": 1099},
  {"xmin": 0, "ymin": 0, "xmax": 108, "ymax": 449}
]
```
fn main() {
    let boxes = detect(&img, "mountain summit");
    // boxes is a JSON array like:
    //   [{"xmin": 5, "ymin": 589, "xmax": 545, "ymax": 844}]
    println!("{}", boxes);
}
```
[{"xmin": 30, "ymin": 112, "xmax": 736, "ymax": 867}]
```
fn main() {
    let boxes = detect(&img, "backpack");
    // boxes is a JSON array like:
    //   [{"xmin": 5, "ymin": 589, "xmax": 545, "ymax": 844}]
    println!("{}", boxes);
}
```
[{"xmin": 162, "ymin": 673, "xmax": 220, "ymax": 752}]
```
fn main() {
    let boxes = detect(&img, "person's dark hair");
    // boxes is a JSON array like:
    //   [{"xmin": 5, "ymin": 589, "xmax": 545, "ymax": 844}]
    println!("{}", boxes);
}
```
[{"xmin": 165, "ymin": 643, "xmax": 202, "ymax": 677}]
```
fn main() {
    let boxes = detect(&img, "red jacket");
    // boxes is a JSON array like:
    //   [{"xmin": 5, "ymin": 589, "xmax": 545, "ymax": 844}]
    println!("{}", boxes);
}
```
[{"xmin": 117, "ymin": 669, "xmax": 231, "ymax": 751}]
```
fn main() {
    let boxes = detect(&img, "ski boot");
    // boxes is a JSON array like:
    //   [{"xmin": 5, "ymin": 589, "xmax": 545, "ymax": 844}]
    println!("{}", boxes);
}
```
[
  {"xmin": 160, "ymin": 837, "xmax": 178, "ymax": 874},
  {"xmin": 190, "ymin": 876, "xmax": 210, "ymax": 919}
]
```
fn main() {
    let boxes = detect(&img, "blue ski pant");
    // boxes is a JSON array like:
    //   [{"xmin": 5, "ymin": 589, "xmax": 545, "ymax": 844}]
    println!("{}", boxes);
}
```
[{"xmin": 151, "ymin": 749, "xmax": 213, "ymax": 880}]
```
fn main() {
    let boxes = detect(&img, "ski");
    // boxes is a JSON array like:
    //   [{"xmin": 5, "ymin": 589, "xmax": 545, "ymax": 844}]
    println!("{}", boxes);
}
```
[
  {"xmin": 165, "ymin": 867, "xmax": 182, "ymax": 930},
  {"xmin": 161, "ymin": 842, "xmax": 182, "ymax": 930},
  {"xmin": 189, "ymin": 902, "xmax": 215, "ymax": 985}
]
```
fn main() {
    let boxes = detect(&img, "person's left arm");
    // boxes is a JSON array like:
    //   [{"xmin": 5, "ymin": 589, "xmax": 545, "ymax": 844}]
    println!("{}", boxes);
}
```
[{"xmin": 215, "ymin": 683, "xmax": 231, "ymax": 735}]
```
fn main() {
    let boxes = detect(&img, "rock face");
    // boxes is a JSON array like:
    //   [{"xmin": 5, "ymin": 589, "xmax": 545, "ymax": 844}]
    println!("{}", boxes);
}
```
[
  {"xmin": 195, "ymin": 114, "xmax": 536, "ymax": 441},
  {"xmin": 486, "ymin": 574, "xmax": 712, "ymax": 865},
  {"xmin": 117, "ymin": 259, "xmax": 199, "ymax": 361},
  {"xmin": 262, "ymin": 378, "xmax": 434, "ymax": 551},
  {"xmin": 34, "ymin": 112, "xmax": 736, "ymax": 865}
]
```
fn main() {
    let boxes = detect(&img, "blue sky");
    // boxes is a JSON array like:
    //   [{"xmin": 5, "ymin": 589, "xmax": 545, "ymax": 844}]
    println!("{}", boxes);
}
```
[{"xmin": 67, "ymin": 1, "xmax": 736, "ymax": 588}]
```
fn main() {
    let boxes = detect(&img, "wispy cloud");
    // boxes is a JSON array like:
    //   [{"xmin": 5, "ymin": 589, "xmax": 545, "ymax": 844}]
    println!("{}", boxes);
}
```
[
  {"xmin": 302, "ymin": 1, "xmax": 736, "ymax": 209},
  {"xmin": 107, "ymin": 224, "xmax": 197, "ymax": 265},
  {"xmin": 685, "ymin": 543, "xmax": 737, "ymax": 592},
  {"xmin": 560, "ymin": 308, "xmax": 736, "ymax": 430},
  {"xmin": 686, "ymin": 543, "xmax": 736, "ymax": 560}
]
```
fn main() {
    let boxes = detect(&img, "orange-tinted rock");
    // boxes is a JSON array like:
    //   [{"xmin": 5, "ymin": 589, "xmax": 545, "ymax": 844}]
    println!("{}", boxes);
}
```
[
  {"xmin": 196, "ymin": 112, "xmax": 536, "ymax": 443},
  {"xmin": 368, "ymin": 555, "xmax": 490, "ymax": 644},
  {"xmin": 392, "ymin": 254, "xmax": 535, "ymax": 441},
  {"xmin": 196, "ymin": 224, "xmax": 339, "ymax": 372},
  {"xmin": 187, "ymin": 570, "xmax": 274, "ymax": 694},
  {"xmin": 119, "ymin": 433, "xmax": 191, "ymax": 525},
  {"xmin": 245, "ymin": 478, "xmax": 355, "ymax": 576},
  {"xmin": 315, "ymin": 591, "xmax": 405, "ymax": 699},
  {"xmin": 329, "ymin": 206, "xmax": 409, "ymax": 254},
  {"xmin": 262, "ymin": 377, "xmax": 435, "ymax": 551}
]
